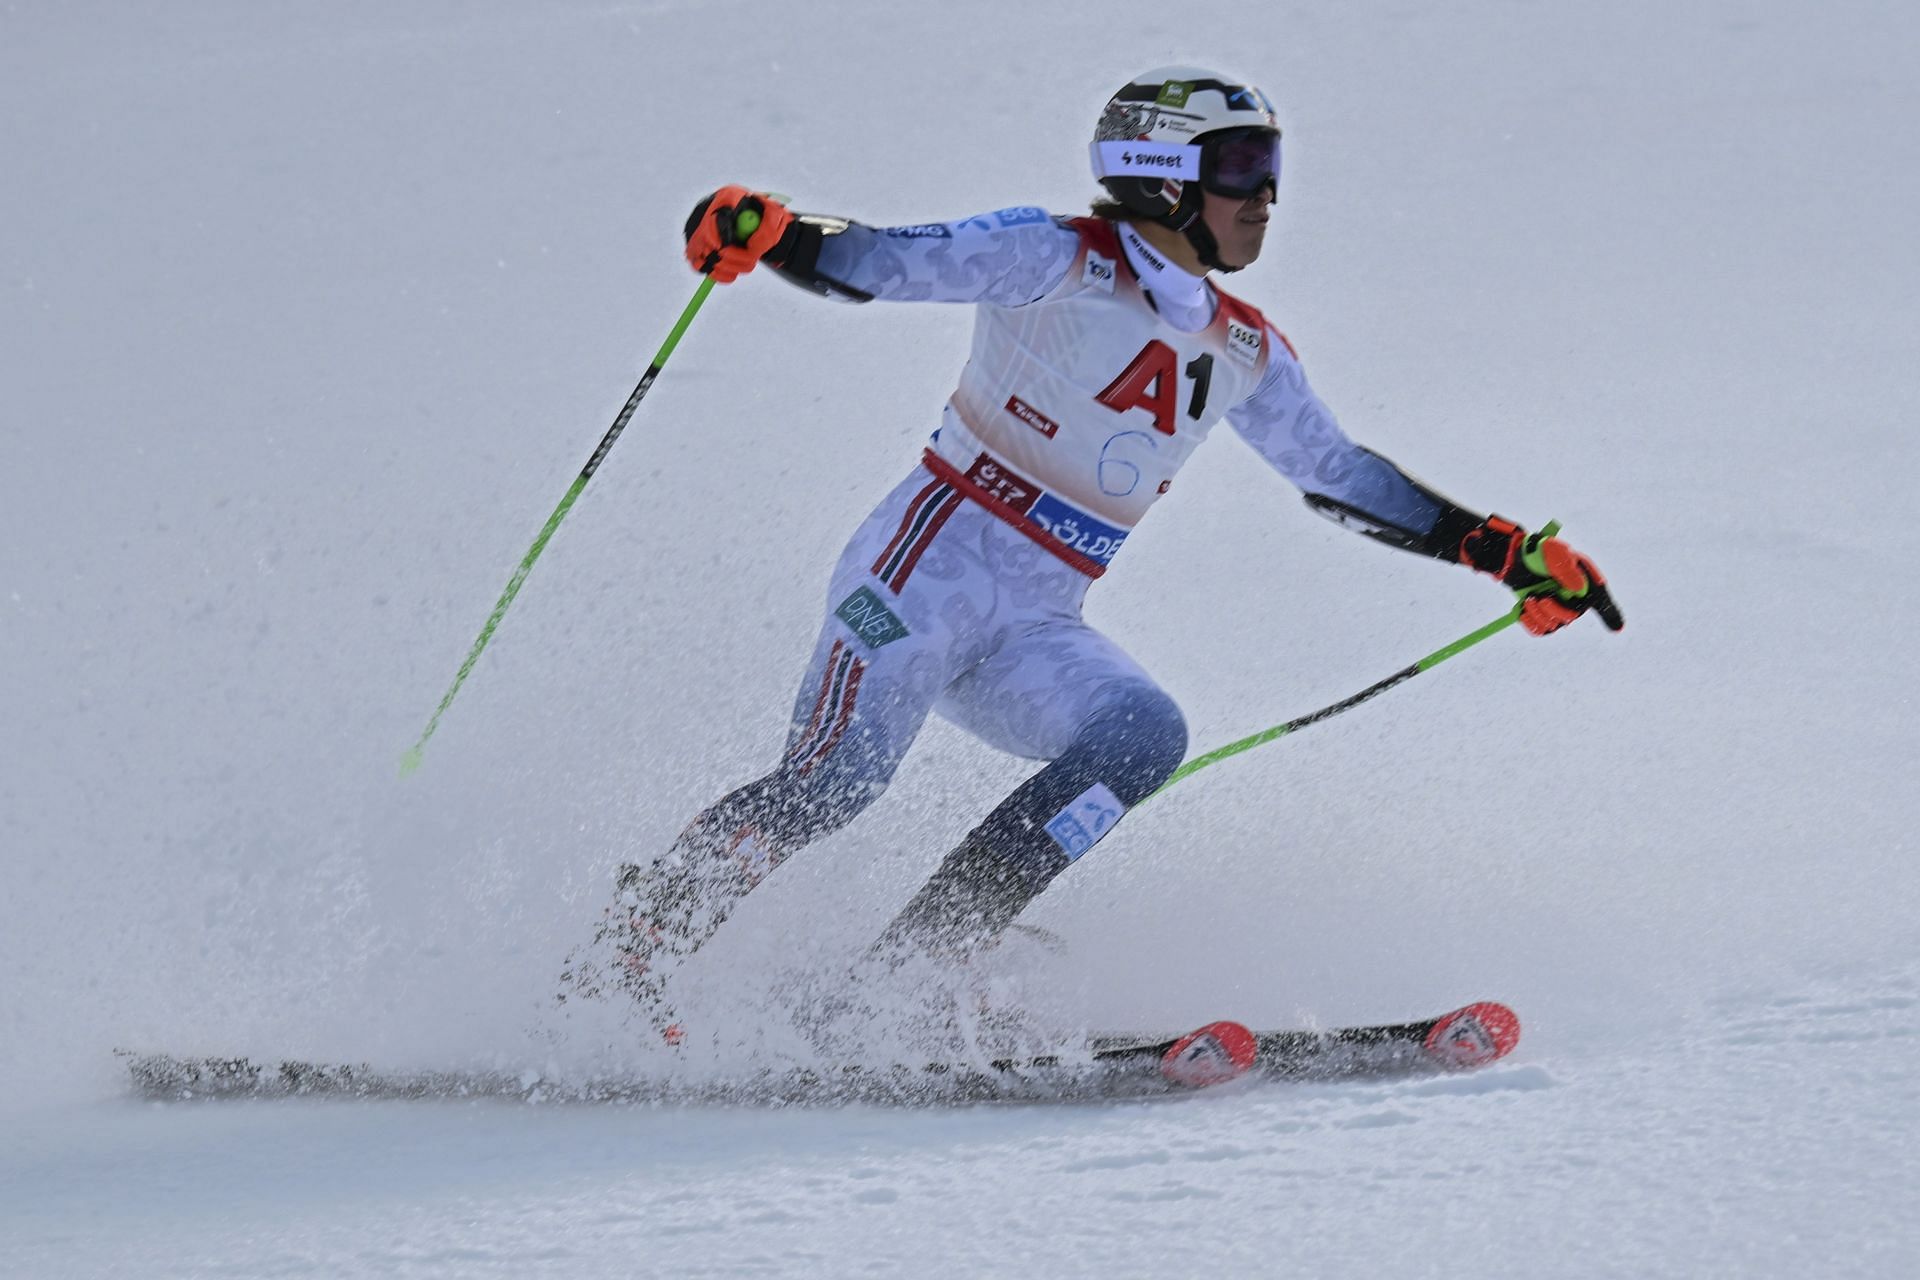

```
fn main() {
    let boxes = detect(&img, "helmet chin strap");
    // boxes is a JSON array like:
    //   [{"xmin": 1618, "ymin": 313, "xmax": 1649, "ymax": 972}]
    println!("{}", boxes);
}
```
[
  {"xmin": 1168, "ymin": 175, "xmax": 1279, "ymax": 274},
  {"xmin": 1162, "ymin": 199, "xmax": 1239, "ymax": 275},
  {"xmin": 1184, "ymin": 219, "xmax": 1239, "ymax": 274}
]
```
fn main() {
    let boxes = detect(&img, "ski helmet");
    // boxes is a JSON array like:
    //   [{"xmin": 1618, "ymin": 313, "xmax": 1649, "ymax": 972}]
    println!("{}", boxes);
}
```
[{"xmin": 1090, "ymin": 66, "xmax": 1282, "ymax": 271}]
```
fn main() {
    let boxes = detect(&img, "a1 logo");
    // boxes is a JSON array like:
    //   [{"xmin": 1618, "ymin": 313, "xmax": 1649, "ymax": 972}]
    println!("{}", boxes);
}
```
[{"xmin": 1096, "ymin": 342, "xmax": 1216, "ymax": 434}]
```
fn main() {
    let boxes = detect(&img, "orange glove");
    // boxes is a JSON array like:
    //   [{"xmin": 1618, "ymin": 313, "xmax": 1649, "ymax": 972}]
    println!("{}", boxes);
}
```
[
  {"xmin": 1458, "ymin": 515, "xmax": 1624, "ymax": 636},
  {"xmin": 683, "ymin": 186, "xmax": 797, "ymax": 283}
]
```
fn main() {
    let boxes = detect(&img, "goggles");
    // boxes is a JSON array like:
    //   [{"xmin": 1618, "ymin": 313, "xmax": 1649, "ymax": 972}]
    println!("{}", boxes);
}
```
[{"xmin": 1202, "ymin": 127, "xmax": 1282, "ymax": 198}]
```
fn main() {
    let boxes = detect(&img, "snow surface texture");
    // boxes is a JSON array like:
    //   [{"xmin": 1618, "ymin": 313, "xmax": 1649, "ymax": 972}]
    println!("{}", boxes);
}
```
[{"xmin": 3, "ymin": 0, "xmax": 1916, "ymax": 1276}]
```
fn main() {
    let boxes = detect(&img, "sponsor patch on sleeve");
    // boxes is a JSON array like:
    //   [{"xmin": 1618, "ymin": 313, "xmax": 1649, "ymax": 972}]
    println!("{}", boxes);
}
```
[
  {"xmin": 881, "ymin": 222, "xmax": 954, "ymax": 239},
  {"xmin": 1044, "ymin": 783, "xmax": 1124, "ymax": 860},
  {"xmin": 993, "ymin": 206, "xmax": 1051, "ymax": 228}
]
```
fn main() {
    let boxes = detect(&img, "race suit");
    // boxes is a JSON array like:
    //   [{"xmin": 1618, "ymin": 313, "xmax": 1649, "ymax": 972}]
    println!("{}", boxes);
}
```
[{"xmin": 574, "ymin": 208, "xmax": 1478, "ymax": 1016}]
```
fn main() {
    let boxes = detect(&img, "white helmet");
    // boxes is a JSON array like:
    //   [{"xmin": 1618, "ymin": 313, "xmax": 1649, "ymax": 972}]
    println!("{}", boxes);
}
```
[{"xmin": 1090, "ymin": 67, "xmax": 1282, "ymax": 270}]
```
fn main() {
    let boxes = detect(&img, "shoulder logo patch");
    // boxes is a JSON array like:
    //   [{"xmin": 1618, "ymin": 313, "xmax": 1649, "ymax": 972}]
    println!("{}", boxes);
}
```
[
  {"xmin": 1225, "ymin": 318, "xmax": 1263, "ymax": 366},
  {"xmin": 1083, "ymin": 251, "xmax": 1116, "ymax": 293}
]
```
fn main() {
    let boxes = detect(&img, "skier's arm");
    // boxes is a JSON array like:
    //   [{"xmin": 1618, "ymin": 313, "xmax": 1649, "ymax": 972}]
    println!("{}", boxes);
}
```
[
  {"xmin": 1227, "ymin": 329, "xmax": 1624, "ymax": 634},
  {"xmin": 795, "ymin": 209, "xmax": 1079, "ymax": 305},
  {"xmin": 684, "ymin": 187, "xmax": 1078, "ymax": 306},
  {"xmin": 1225, "ymin": 331, "xmax": 1482, "ymax": 559}
]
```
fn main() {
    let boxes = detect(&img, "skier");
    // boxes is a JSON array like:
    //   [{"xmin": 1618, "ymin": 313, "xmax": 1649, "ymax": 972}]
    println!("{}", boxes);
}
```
[{"xmin": 569, "ymin": 68, "xmax": 1622, "ymax": 1030}]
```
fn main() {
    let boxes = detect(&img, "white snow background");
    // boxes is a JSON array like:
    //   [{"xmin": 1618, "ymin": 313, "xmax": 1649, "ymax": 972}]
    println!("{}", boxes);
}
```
[{"xmin": 2, "ymin": 1, "xmax": 1916, "ymax": 1276}]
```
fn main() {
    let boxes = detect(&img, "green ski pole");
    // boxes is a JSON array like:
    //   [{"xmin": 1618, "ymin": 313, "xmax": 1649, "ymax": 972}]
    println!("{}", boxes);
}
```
[
  {"xmin": 1145, "ymin": 521, "xmax": 1564, "ymax": 800},
  {"xmin": 399, "ymin": 233, "xmax": 751, "ymax": 777}
]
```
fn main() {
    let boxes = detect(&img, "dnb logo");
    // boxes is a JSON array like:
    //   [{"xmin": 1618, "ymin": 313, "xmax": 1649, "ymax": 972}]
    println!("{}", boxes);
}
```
[
  {"xmin": 1155, "ymin": 81, "xmax": 1192, "ymax": 108},
  {"xmin": 834, "ymin": 586, "xmax": 910, "ymax": 650}
]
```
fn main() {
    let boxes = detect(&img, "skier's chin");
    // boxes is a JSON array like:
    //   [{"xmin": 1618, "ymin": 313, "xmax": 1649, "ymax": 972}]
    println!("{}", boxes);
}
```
[{"xmin": 1219, "ymin": 230, "xmax": 1265, "ymax": 271}]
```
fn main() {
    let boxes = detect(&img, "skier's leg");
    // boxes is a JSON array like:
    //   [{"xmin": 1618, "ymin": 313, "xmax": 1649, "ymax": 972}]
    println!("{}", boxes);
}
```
[
  {"xmin": 574, "ymin": 466, "xmax": 996, "ymax": 1011},
  {"xmin": 609, "ymin": 628, "xmax": 926, "ymax": 988},
  {"xmin": 874, "ymin": 623, "xmax": 1187, "ymax": 959}
]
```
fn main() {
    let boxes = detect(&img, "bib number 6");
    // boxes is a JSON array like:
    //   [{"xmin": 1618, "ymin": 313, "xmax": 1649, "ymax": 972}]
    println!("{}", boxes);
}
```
[{"xmin": 1097, "ymin": 430, "xmax": 1159, "ymax": 497}]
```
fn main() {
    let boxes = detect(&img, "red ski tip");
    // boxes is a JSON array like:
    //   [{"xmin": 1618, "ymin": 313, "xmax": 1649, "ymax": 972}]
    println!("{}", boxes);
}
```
[
  {"xmin": 1160, "ymin": 1020, "xmax": 1258, "ymax": 1088},
  {"xmin": 1422, "ymin": 1002, "xmax": 1521, "ymax": 1069}
]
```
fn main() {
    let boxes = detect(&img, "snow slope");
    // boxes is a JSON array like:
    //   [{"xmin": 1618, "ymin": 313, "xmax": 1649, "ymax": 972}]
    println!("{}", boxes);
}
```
[
  {"xmin": 9, "ymin": 972, "xmax": 1917, "ymax": 1278},
  {"xmin": 3, "ymin": 1, "xmax": 1916, "ymax": 1275}
]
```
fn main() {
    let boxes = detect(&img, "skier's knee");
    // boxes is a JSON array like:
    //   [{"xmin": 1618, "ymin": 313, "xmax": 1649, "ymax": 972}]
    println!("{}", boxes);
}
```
[
  {"xmin": 768, "ymin": 709, "xmax": 904, "ymax": 839},
  {"xmin": 954, "ymin": 685, "xmax": 1185, "ymax": 894},
  {"xmin": 779, "ymin": 743, "xmax": 896, "ymax": 841},
  {"xmin": 1075, "ymin": 684, "xmax": 1188, "ymax": 805}
]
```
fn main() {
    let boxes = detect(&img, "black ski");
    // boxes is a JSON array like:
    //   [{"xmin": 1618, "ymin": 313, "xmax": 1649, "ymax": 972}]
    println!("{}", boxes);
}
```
[{"xmin": 122, "ymin": 1002, "xmax": 1518, "ymax": 1106}]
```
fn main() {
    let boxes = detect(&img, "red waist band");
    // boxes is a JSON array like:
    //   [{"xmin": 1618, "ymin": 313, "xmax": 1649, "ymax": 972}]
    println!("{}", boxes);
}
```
[{"xmin": 920, "ymin": 448, "xmax": 1107, "ymax": 579}]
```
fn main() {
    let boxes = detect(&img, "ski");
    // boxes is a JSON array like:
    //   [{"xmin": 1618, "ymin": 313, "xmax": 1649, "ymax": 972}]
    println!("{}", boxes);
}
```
[
  {"xmin": 121, "ymin": 1001, "xmax": 1518, "ymax": 1107},
  {"xmin": 1092, "ymin": 1000, "xmax": 1521, "ymax": 1084}
]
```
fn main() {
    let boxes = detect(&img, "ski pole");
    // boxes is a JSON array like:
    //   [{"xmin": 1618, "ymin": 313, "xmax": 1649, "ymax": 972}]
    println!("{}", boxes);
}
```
[
  {"xmin": 1145, "ymin": 522, "xmax": 1564, "ymax": 800},
  {"xmin": 398, "ymin": 222, "xmax": 756, "ymax": 777}
]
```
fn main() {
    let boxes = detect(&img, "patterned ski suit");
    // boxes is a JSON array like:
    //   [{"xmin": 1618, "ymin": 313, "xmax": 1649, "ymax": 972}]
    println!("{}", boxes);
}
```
[{"xmin": 593, "ymin": 208, "xmax": 1457, "ymax": 1008}]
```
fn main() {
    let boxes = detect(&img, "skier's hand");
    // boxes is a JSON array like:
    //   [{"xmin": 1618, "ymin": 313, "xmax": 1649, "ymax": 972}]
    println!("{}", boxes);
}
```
[
  {"xmin": 683, "ymin": 186, "xmax": 796, "ymax": 283},
  {"xmin": 1458, "ymin": 515, "xmax": 1624, "ymax": 636}
]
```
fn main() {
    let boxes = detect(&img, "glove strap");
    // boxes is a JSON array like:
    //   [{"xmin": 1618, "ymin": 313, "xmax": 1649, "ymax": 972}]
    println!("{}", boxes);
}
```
[{"xmin": 1458, "ymin": 514, "xmax": 1525, "ymax": 578}]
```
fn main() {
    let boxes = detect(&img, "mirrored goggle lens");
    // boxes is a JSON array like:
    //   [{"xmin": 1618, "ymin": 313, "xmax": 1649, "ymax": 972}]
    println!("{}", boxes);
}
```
[{"xmin": 1208, "ymin": 133, "xmax": 1282, "ymax": 196}]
